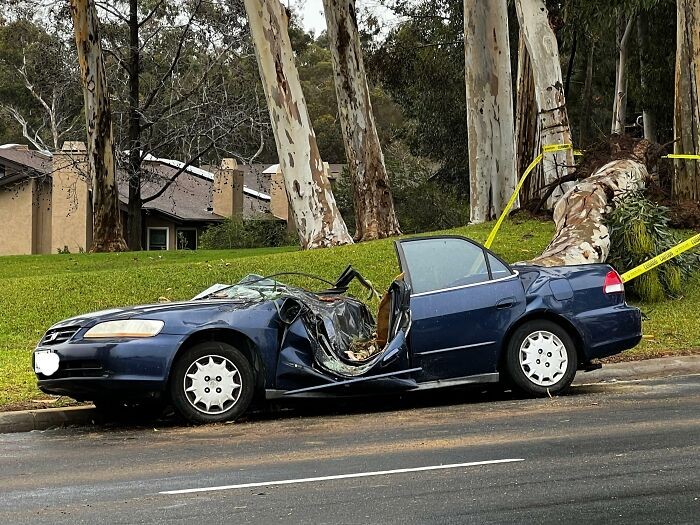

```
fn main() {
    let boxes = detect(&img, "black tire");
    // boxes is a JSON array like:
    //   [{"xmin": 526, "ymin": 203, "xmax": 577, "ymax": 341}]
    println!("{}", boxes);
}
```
[
  {"xmin": 505, "ymin": 320, "xmax": 577, "ymax": 396},
  {"xmin": 169, "ymin": 342, "xmax": 255, "ymax": 424}
]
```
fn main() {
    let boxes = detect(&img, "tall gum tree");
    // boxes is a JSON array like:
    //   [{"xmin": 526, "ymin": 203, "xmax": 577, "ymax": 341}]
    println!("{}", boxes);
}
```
[
  {"xmin": 515, "ymin": 0, "xmax": 574, "ymax": 209},
  {"xmin": 463, "ymin": 0, "xmax": 517, "ymax": 223},
  {"xmin": 69, "ymin": 0, "xmax": 127, "ymax": 252},
  {"xmin": 674, "ymin": 0, "xmax": 700, "ymax": 201},
  {"xmin": 244, "ymin": 0, "xmax": 352, "ymax": 248},
  {"xmin": 322, "ymin": 0, "xmax": 401, "ymax": 240}
]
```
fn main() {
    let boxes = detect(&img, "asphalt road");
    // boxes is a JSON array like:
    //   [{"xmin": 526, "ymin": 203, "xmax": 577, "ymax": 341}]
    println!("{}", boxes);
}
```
[{"xmin": 1, "ymin": 374, "xmax": 698, "ymax": 524}]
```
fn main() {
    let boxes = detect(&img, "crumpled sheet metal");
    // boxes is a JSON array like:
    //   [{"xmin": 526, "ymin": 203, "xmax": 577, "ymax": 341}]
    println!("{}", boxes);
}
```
[{"xmin": 218, "ymin": 275, "xmax": 383, "ymax": 378}]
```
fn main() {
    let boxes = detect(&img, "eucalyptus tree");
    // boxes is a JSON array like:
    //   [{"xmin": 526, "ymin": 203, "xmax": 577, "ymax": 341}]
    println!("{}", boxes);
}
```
[
  {"xmin": 244, "ymin": 0, "xmax": 352, "ymax": 248},
  {"xmin": 515, "ymin": 0, "xmax": 574, "ymax": 209},
  {"xmin": 463, "ymin": 0, "xmax": 517, "ymax": 223},
  {"xmin": 69, "ymin": 0, "xmax": 126, "ymax": 251},
  {"xmin": 321, "ymin": 0, "xmax": 400, "ymax": 240}
]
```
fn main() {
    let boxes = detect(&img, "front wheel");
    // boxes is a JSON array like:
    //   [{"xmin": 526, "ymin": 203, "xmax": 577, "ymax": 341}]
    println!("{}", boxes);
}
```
[
  {"xmin": 505, "ymin": 320, "xmax": 577, "ymax": 396},
  {"xmin": 170, "ymin": 342, "xmax": 254, "ymax": 424}
]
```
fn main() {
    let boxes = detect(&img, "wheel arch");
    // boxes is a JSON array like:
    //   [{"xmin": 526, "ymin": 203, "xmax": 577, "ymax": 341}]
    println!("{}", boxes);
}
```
[
  {"xmin": 168, "ymin": 328, "xmax": 266, "ymax": 398},
  {"xmin": 498, "ymin": 311, "xmax": 586, "ymax": 373}
]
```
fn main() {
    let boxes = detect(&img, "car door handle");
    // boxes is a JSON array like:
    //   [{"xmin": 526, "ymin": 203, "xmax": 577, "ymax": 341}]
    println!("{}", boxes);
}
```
[{"xmin": 496, "ymin": 297, "xmax": 516, "ymax": 309}]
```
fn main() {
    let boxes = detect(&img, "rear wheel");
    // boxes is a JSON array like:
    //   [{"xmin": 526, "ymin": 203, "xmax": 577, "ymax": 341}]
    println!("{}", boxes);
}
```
[
  {"xmin": 170, "ymin": 342, "xmax": 254, "ymax": 424},
  {"xmin": 505, "ymin": 320, "xmax": 577, "ymax": 396}
]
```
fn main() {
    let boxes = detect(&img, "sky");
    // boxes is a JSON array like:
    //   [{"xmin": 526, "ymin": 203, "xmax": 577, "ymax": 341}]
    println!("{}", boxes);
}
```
[
  {"xmin": 292, "ymin": 0, "xmax": 396, "ymax": 36},
  {"xmin": 296, "ymin": 0, "xmax": 327, "ymax": 34}
]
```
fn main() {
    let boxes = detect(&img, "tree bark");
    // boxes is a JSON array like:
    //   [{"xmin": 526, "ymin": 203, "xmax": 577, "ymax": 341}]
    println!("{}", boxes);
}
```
[
  {"xmin": 674, "ymin": 0, "xmax": 700, "ymax": 201},
  {"xmin": 69, "ymin": 0, "xmax": 127, "ymax": 252},
  {"xmin": 322, "ymin": 0, "xmax": 401, "ymax": 241},
  {"xmin": 515, "ymin": 34, "xmax": 541, "ymax": 205},
  {"xmin": 529, "ymin": 155, "xmax": 650, "ymax": 266},
  {"xmin": 515, "ymin": 0, "xmax": 575, "ymax": 210},
  {"xmin": 127, "ymin": 0, "xmax": 142, "ymax": 250},
  {"xmin": 637, "ymin": 13, "xmax": 657, "ymax": 143},
  {"xmin": 244, "ymin": 0, "xmax": 353, "ymax": 249},
  {"xmin": 463, "ymin": 0, "xmax": 517, "ymax": 223},
  {"xmin": 611, "ymin": 15, "xmax": 635, "ymax": 135}
]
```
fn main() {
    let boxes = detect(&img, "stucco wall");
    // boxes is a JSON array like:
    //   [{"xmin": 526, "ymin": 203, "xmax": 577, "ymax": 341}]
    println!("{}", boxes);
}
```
[
  {"xmin": 0, "ymin": 179, "xmax": 34, "ymax": 256},
  {"xmin": 51, "ymin": 151, "xmax": 91, "ymax": 253},
  {"xmin": 32, "ymin": 178, "xmax": 52, "ymax": 254}
]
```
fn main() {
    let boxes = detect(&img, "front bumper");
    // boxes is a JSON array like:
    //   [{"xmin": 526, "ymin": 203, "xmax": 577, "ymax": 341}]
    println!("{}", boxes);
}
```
[{"xmin": 33, "ymin": 334, "xmax": 184, "ymax": 401}]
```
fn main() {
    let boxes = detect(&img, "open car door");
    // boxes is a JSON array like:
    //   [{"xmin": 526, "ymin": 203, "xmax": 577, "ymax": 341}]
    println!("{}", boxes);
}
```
[{"xmin": 395, "ymin": 236, "xmax": 525, "ymax": 381}]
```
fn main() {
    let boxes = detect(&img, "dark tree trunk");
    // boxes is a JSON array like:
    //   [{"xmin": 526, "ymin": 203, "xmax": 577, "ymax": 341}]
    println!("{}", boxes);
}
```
[
  {"xmin": 579, "ymin": 41, "xmax": 594, "ymax": 146},
  {"xmin": 637, "ymin": 13, "xmax": 657, "ymax": 142},
  {"xmin": 564, "ymin": 30, "xmax": 577, "ymax": 99},
  {"xmin": 127, "ymin": 0, "xmax": 142, "ymax": 250},
  {"xmin": 69, "ymin": 0, "xmax": 127, "ymax": 252}
]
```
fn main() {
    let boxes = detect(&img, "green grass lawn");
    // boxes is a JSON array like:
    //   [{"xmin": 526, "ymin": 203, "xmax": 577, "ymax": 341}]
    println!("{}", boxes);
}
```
[{"xmin": 0, "ymin": 218, "xmax": 697, "ymax": 410}]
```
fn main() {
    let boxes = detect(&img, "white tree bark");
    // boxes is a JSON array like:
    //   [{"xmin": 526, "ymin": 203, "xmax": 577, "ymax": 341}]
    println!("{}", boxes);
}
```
[
  {"xmin": 69, "ymin": 0, "xmax": 126, "ymax": 252},
  {"xmin": 322, "ymin": 0, "xmax": 401, "ymax": 241},
  {"xmin": 611, "ymin": 16, "xmax": 635, "ymax": 135},
  {"xmin": 463, "ymin": 0, "xmax": 517, "ymax": 223},
  {"xmin": 674, "ymin": 0, "xmax": 700, "ymax": 201},
  {"xmin": 515, "ymin": 0, "xmax": 574, "ymax": 209},
  {"xmin": 528, "ymin": 157, "xmax": 649, "ymax": 266},
  {"xmin": 244, "ymin": 0, "xmax": 353, "ymax": 249}
]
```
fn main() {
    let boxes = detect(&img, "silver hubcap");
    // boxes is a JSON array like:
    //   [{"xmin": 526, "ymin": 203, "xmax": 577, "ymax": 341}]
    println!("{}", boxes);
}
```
[
  {"xmin": 519, "ymin": 331, "xmax": 568, "ymax": 387},
  {"xmin": 183, "ymin": 355, "xmax": 241, "ymax": 415}
]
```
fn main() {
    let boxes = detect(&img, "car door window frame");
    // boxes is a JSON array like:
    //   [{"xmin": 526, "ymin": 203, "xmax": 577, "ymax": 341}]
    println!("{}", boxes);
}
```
[{"xmin": 395, "ymin": 235, "xmax": 518, "ymax": 297}]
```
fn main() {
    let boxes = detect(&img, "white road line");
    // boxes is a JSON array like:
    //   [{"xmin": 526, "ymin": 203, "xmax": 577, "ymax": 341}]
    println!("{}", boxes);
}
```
[{"xmin": 160, "ymin": 458, "xmax": 524, "ymax": 495}]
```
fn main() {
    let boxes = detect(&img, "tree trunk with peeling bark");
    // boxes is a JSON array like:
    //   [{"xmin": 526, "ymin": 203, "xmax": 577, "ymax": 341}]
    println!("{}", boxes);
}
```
[
  {"xmin": 611, "ymin": 15, "xmax": 635, "ymax": 135},
  {"xmin": 674, "ymin": 0, "xmax": 700, "ymax": 201},
  {"xmin": 244, "ymin": 0, "xmax": 352, "ymax": 249},
  {"xmin": 322, "ymin": 0, "xmax": 401, "ymax": 241},
  {"xmin": 528, "ymin": 145, "xmax": 651, "ymax": 267},
  {"xmin": 463, "ymin": 0, "xmax": 517, "ymax": 223},
  {"xmin": 69, "ymin": 0, "xmax": 127, "ymax": 252},
  {"xmin": 515, "ymin": 0, "xmax": 574, "ymax": 209},
  {"xmin": 515, "ymin": 34, "xmax": 541, "ymax": 205}
]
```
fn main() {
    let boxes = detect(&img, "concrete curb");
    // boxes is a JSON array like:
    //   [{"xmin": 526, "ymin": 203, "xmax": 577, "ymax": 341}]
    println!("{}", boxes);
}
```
[
  {"xmin": 572, "ymin": 355, "xmax": 700, "ymax": 385},
  {"xmin": 0, "ymin": 405, "xmax": 97, "ymax": 434},
  {"xmin": 1, "ymin": 355, "xmax": 699, "ymax": 434}
]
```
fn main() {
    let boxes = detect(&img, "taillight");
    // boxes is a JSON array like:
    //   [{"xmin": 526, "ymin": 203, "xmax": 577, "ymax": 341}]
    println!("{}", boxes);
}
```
[{"xmin": 604, "ymin": 270, "xmax": 624, "ymax": 294}]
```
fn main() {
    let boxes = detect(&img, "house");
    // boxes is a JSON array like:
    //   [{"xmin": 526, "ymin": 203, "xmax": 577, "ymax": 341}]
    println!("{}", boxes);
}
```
[{"xmin": 0, "ymin": 142, "xmax": 291, "ymax": 255}]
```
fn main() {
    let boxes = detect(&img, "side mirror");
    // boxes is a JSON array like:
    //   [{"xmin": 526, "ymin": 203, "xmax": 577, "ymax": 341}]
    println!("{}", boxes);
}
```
[{"xmin": 278, "ymin": 298, "xmax": 303, "ymax": 325}]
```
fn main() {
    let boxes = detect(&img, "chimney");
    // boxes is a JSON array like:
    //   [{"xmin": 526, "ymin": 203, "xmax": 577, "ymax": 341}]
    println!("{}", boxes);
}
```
[
  {"xmin": 50, "ymin": 141, "xmax": 91, "ymax": 252},
  {"xmin": 269, "ymin": 165, "xmax": 289, "ymax": 222},
  {"xmin": 212, "ymin": 158, "xmax": 244, "ymax": 218}
]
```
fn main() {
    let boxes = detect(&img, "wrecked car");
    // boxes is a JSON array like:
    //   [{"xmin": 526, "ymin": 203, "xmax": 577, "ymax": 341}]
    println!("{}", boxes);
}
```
[{"xmin": 32, "ymin": 235, "xmax": 642, "ymax": 424}]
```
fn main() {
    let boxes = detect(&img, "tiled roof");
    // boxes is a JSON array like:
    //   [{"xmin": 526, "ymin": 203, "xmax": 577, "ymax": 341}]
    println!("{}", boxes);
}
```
[{"xmin": 117, "ymin": 161, "xmax": 272, "ymax": 222}]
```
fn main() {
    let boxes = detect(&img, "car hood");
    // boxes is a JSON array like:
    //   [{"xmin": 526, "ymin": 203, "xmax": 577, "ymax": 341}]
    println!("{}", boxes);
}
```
[{"xmin": 49, "ymin": 299, "xmax": 264, "ymax": 330}]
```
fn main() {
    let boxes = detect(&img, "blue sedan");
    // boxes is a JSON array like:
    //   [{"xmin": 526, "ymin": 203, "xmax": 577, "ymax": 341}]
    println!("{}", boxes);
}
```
[{"xmin": 33, "ymin": 235, "xmax": 642, "ymax": 423}]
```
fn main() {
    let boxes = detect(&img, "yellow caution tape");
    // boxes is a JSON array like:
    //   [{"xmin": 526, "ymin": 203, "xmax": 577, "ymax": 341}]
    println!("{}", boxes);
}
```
[
  {"xmin": 620, "ymin": 233, "xmax": 700, "ymax": 283},
  {"xmin": 662, "ymin": 153, "xmax": 700, "ymax": 160},
  {"xmin": 484, "ymin": 143, "xmax": 573, "ymax": 249},
  {"xmin": 542, "ymin": 143, "xmax": 573, "ymax": 153}
]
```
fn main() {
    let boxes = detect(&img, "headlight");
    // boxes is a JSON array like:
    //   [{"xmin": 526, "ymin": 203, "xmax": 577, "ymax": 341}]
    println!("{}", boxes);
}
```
[{"xmin": 83, "ymin": 320, "xmax": 165, "ymax": 339}]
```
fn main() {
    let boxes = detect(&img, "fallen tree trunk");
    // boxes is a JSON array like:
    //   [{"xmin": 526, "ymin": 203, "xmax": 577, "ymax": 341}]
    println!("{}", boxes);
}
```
[{"xmin": 528, "ymin": 149, "xmax": 651, "ymax": 267}]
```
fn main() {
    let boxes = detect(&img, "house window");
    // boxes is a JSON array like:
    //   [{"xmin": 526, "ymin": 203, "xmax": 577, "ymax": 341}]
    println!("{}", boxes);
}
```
[
  {"xmin": 176, "ymin": 228, "xmax": 197, "ymax": 250},
  {"xmin": 147, "ymin": 227, "xmax": 169, "ymax": 250}
]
